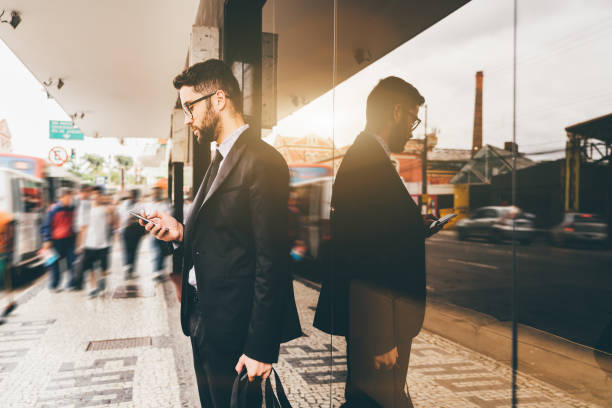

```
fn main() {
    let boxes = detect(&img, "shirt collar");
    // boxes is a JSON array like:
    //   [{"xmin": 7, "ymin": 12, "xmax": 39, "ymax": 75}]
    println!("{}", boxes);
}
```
[
  {"xmin": 372, "ymin": 133, "xmax": 391, "ymax": 157},
  {"xmin": 217, "ymin": 124, "xmax": 249, "ymax": 158}
]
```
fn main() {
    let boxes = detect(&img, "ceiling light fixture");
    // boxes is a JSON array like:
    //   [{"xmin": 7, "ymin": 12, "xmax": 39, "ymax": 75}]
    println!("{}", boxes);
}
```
[
  {"xmin": 43, "ymin": 77, "xmax": 65, "ymax": 90},
  {"xmin": 70, "ymin": 112, "xmax": 86, "ymax": 121},
  {"xmin": 0, "ymin": 10, "xmax": 21, "ymax": 29},
  {"xmin": 353, "ymin": 48, "xmax": 372, "ymax": 65}
]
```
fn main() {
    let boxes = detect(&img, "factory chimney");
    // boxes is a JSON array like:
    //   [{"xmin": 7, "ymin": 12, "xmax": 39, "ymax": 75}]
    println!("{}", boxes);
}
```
[{"xmin": 472, "ymin": 71, "xmax": 483, "ymax": 157}]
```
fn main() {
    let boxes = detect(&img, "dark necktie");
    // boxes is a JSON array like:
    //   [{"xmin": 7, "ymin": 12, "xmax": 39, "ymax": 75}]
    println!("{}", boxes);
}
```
[{"xmin": 203, "ymin": 149, "xmax": 223, "ymax": 197}]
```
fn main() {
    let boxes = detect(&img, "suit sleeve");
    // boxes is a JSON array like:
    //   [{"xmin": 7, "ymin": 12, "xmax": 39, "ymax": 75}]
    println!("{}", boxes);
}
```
[{"xmin": 243, "ymin": 156, "xmax": 290, "ymax": 363}]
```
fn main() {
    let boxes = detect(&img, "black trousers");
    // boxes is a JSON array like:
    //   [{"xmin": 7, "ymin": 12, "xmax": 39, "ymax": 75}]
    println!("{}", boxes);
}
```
[
  {"xmin": 188, "ymin": 292, "xmax": 262, "ymax": 408},
  {"xmin": 122, "ymin": 224, "xmax": 143, "ymax": 269}
]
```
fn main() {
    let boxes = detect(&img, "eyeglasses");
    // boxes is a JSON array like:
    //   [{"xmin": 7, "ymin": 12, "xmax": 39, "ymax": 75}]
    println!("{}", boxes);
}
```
[
  {"xmin": 407, "ymin": 111, "xmax": 421, "ymax": 131},
  {"xmin": 182, "ymin": 90, "xmax": 218, "ymax": 119}
]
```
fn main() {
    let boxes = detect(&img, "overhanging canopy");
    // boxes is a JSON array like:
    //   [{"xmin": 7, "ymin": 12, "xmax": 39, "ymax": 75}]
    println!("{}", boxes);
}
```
[
  {"xmin": 0, "ymin": 0, "xmax": 199, "ymax": 140},
  {"xmin": 565, "ymin": 113, "xmax": 612, "ymax": 143},
  {"xmin": 1, "ymin": 0, "xmax": 469, "ymax": 140}
]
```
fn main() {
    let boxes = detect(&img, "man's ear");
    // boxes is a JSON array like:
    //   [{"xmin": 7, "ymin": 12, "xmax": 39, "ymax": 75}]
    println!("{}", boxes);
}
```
[
  {"xmin": 216, "ymin": 90, "xmax": 227, "ymax": 111},
  {"xmin": 392, "ymin": 104, "xmax": 403, "ymax": 124}
]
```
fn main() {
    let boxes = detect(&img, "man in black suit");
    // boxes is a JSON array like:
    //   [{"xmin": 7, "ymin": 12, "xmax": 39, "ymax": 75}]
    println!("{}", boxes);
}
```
[
  {"xmin": 142, "ymin": 59, "xmax": 301, "ymax": 407},
  {"xmin": 315, "ymin": 77, "xmax": 431, "ymax": 407}
]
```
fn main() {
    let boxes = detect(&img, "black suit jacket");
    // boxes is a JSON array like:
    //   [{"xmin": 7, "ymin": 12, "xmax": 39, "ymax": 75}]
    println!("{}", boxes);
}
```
[
  {"xmin": 314, "ymin": 132, "xmax": 426, "ymax": 339},
  {"xmin": 179, "ymin": 128, "xmax": 301, "ymax": 363}
]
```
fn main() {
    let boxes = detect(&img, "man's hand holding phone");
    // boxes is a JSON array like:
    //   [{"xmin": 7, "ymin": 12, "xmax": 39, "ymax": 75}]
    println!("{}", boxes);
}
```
[{"xmin": 133, "ymin": 210, "xmax": 183, "ymax": 242}]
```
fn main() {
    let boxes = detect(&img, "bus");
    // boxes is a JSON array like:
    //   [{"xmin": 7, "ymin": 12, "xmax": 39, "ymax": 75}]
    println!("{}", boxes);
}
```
[
  {"xmin": 0, "ymin": 168, "xmax": 46, "ymax": 281},
  {"xmin": 0, "ymin": 153, "xmax": 46, "ymax": 179},
  {"xmin": 0, "ymin": 153, "xmax": 81, "ymax": 203}
]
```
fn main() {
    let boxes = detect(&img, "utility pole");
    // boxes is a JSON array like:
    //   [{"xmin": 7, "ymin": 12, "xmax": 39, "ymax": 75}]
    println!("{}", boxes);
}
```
[{"xmin": 421, "ymin": 104, "xmax": 428, "ymax": 214}]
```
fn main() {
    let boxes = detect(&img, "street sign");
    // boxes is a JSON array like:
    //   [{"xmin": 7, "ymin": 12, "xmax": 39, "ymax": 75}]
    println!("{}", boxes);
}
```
[
  {"xmin": 49, "ymin": 120, "xmax": 84, "ymax": 140},
  {"xmin": 48, "ymin": 146, "xmax": 68, "ymax": 166}
]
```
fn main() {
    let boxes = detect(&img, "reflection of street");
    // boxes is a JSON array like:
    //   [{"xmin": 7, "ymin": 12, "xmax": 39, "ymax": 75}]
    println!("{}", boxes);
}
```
[
  {"xmin": 426, "ymin": 231, "xmax": 612, "ymax": 351},
  {"xmin": 288, "ymin": 278, "xmax": 601, "ymax": 408}
]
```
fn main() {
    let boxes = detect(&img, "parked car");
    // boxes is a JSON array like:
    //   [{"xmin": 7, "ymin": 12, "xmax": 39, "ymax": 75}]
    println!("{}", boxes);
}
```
[
  {"xmin": 550, "ymin": 212, "xmax": 608, "ymax": 248},
  {"xmin": 456, "ymin": 206, "xmax": 536, "ymax": 245}
]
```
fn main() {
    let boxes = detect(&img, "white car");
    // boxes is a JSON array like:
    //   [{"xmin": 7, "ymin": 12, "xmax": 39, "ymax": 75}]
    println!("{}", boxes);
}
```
[
  {"xmin": 550, "ymin": 213, "xmax": 608, "ymax": 249},
  {"xmin": 456, "ymin": 206, "xmax": 536, "ymax": 245}
]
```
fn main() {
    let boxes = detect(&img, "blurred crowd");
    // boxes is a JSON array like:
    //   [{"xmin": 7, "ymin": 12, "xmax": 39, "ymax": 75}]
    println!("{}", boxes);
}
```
[{"xmin": 37, "ymin": 184, "xmax": 176, "ymax": 297}]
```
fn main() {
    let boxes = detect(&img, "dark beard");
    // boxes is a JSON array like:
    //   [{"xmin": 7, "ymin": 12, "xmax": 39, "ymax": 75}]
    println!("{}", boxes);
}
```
[
  {"xmin": 388, "ymin": 123, "xmax": 411, "ymax": 153},
  {"xmin": 195, "ymin": 105, "xmax": 219, "ymax": 144}
]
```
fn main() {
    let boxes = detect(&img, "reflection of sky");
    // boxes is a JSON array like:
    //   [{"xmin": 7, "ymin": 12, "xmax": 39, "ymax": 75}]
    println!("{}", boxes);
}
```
[{"xmin": 268, "ymin": 0, "xmax": 612, "ymax": 161}]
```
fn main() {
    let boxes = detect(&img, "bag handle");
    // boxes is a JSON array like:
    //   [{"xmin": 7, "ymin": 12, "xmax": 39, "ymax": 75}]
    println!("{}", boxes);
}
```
[{"xmin": 231, "ymin": 368, "xmax": 292, "ymax": 408}]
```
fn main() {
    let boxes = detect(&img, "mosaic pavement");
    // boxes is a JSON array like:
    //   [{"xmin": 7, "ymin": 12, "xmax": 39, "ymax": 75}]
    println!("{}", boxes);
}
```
[{"xmin": 0, "ymin": 238, "xmax": 604, "ymax": 407}]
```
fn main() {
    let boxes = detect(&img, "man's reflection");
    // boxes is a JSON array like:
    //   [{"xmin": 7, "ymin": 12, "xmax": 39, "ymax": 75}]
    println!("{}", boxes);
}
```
[{"xmin": 315, "ymin": 77, "xmax": 427, "ymax": 407}]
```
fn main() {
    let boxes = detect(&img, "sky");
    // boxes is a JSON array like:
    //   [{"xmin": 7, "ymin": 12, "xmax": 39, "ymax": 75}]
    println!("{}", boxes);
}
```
[
  {"xmin": 268, "ymin": 0, "xmax": 612, "ymax": 160},
  {"xmin": 1, "ymin": 0, "xmax": 611, "ymax": 164}
]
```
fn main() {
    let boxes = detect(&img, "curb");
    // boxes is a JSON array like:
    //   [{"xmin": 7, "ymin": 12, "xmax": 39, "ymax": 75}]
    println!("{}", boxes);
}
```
[{"xmin": 422, "ymin": 299, "xmax": 612, "ymax": 406}]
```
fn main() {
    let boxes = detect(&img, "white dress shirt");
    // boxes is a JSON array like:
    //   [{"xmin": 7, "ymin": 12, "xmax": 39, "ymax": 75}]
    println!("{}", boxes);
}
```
[
  {"xmin": 188, "ymin": 124, "xmax": 250, "ymax": 289},
  {"xmin": 373, "ymin": 133, "xmax": 391, "ymax": 157}
]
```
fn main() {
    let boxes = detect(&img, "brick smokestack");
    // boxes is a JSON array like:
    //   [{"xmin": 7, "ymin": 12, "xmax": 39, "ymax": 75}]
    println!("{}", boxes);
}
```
[{"xmin": 472, "ymin": 71, "xmax": 483, "ymax": 157}]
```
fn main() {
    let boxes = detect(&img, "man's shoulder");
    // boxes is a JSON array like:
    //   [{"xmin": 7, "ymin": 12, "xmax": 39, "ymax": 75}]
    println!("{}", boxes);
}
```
[
  {"xmin": 47, "ymin": 203, "xmax": 60, "ymax": 215},
  {"xmin": 49, "ymin": 203, "xmax": 67, "ymax": 213},
  {"xmin": 244, "ymin": 136, "xmax": 288, "ymax": 170},
  {"xmin": 339, "ymin": 133, "xmax": 385, "ymax": 172}
]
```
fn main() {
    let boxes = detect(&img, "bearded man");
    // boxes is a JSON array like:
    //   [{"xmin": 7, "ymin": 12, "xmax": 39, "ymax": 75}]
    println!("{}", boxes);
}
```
[
  {"xmin": 142, "ymin": 59, "xmax": 301, "ymax": 408},
  {"xmin": 314, "ymin": 77, "xmax": 428, "ymax": 407}
]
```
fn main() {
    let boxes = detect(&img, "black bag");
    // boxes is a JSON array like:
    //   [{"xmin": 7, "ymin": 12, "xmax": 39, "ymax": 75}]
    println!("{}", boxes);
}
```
[{"xmin": 230, "ymin": 368, "xmax": 292, "ymax": 408}]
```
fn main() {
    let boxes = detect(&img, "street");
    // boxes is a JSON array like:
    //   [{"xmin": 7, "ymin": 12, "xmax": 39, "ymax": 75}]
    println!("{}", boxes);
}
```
[{"xmin": 426, "ymin": 231, "xmax": 612, "ymax": 351}]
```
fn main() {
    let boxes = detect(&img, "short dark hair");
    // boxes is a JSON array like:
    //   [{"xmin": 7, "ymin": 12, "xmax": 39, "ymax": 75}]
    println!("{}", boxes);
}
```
[
  {"xmin": 366, "ymin": 76, "xmax": 425, "ymax": 131},
  {"xmin": 173, "ymin": 59, "xmax": 243, "ymax": 114},
  {"xmin": 80, "ymin": 183, "xmax": 92, "ymax": 192},
  {"xmin": 91, "ymin": 185, "xmax": 103, "ymax": 194},
  {"xmin": 58, "ymin": 187, "xmax": 72, "ymax": 197}
]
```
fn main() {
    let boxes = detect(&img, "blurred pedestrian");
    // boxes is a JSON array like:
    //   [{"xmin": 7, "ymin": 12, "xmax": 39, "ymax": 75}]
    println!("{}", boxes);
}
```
[
  {"xmin": 75, "ymin": 184, "xmax": 92, "ymax": 221},
  {"xmin": 40, "ymin": 187, "xmax": 77, "ymax": 291},
  {"xmin": 77, "ymin": 186, "xmax": 116, "ymax": 297},
  {"xmin": 122, "ymin": 189, "xmax": 144, "ymax": 279},
  {"xmin": 314, "ymin": 77, "xmax": 428, "ymax": 407},
  {"xmin": 147, "ymin": 186, "xmax": 170, "ymax": 281}
]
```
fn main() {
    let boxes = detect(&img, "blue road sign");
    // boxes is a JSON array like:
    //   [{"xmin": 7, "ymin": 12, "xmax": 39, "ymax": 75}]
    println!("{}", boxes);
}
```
[{"xmin": 49, "ymin": 120, "xmax": 84, "ymax": 140}]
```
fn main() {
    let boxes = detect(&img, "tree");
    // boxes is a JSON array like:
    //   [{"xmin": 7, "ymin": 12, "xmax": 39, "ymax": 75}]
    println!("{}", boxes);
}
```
[
  {"xmin": 67, "ymin": 157, "xmax": 84, "ymax": 178},
  {"xmin": 114, "ymin": 155, "xmax": 133, "ymax": 170},
  {"xmin": 83, "ymin": 154, "xmax": 105, "ymax": 176}
]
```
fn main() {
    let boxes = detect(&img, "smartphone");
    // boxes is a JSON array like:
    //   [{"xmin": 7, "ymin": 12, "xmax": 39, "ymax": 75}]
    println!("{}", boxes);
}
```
[
  {"xmin": 128, "ymin": 210, "xmax": 160, "ymax": 227},
  {"xmin": 429, "ymin": 213, "xmax": 457, "ymax": 231}
]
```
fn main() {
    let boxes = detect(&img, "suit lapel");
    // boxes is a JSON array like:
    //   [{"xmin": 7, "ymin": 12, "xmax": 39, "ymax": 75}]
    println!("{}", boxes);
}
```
[
  {"xmin": 201, "ymin": 138, "xmax": 247, "ymax": 207},
  {"xmin": 184, "ymin": 131, "xmax": 251, "ymax": 244}
]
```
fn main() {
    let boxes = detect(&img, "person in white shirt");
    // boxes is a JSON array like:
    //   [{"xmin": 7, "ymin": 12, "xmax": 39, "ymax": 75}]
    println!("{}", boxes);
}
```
[{"xmin": 77, "ymin": 186, "xmax": 116, "ymax": 297}]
